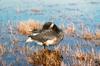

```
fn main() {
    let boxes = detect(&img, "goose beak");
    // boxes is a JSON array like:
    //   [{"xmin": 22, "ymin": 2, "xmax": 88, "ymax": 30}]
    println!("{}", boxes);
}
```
[{"xmin": 26, "ymin": 37, "xmax": 33, "ymax": 42}]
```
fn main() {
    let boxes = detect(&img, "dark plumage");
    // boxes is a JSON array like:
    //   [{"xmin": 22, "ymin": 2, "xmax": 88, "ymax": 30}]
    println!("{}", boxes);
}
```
[{"xmin": 26, "ymin": 22, "xmax": 64, "ymax": 48}]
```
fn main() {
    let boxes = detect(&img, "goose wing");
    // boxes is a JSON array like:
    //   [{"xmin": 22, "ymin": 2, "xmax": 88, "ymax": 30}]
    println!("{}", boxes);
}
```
[{"xmin": 29, "ymin": 30, "xmax": 57, "ymax": 43}]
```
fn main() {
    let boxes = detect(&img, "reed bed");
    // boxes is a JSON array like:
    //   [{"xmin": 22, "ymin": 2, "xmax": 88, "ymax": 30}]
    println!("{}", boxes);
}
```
[
  {"xmin": 27, "ymin": 49, "xmax": 62, "ymax": 66},
  {"xmin": 0, "ymin": 20, "xmax": 100, "ymax": 66},
  {"xmin": 17, "ymin": 19, "xmax": 42, "ymax": 35}
]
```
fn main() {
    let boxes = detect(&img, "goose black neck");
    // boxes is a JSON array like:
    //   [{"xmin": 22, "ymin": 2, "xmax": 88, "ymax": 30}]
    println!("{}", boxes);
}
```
[
  {"xmin": 52, "ymin": 24, "xmax": 60, "ymax": 33},
  {"xmin": 42, "ymin": 22, "xmax": 52, "ymax": 30}
]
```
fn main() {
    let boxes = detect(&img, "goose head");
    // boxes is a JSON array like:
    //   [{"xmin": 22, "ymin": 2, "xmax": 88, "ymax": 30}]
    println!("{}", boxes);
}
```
[{"xmin": 43, "ymin": 22, "xmax": 61, "ymax": 33}]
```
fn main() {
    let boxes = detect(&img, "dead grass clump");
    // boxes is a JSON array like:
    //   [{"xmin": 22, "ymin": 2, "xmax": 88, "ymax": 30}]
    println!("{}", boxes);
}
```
[
  {"xmin": 95, "ymin": 31, "xmax": 100, "ymax": 39},
  {"xmin": 75, "ymin": 51, "xmax": 85, "ymax": 61},
  {"xmin": 72, "ymin": 64, "xmax": 81, "ymax": 66},
  {"xmin": 0, "ymin": 44, "xmax": 6, "ymax": 56},
  {"xmin": 64, "ymin": 24, "xmax": 76, "ymax": 36},
  {"xmin": 94, "ymin": 59, "xmax": 100, "ymax": 66},
  {"xmin": 85, "ymin": 53, "xmax": 95, "ymax": 65},
  {"xmin": 17, "ymin": 20, "xmax": 42, "ymax": 35},
  {"xmin": 27, "ymin": 49, "xmax": 62, "ymax": 66},
  {"xmin": 82, "ymin": 32, "xmax": 94, "ymax": 41}
]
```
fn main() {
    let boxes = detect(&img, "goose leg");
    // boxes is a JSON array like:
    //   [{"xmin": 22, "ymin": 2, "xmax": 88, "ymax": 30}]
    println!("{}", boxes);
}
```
[
  {"xmin": 43, "ymin": 44, "xmax": 46, "ymax": 49},
  {"xmin": 44, "ymin": 45, "xmax": 46, "ymax": 49},
  {"xmin": 25, "ymin": 43, "xmax": 29, "ymax": 55}
]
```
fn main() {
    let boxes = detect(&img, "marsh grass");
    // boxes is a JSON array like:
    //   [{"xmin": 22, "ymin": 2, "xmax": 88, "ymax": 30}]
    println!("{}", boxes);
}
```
[
  {"xmin": 0, "ymin": 44, "xmax": 6, "ymax": 56},
  {"xmin": 95, "ymin": 30, "xmax": 100, "ymax": 40},
  {"xmin": 0, "ymin": 20, "xmax": 100, "ymax": 66},
  {"xmin": 64, "ymin": 23, "xmax": 76, "ymax": 37},
  {"xmin": 27, "ymin": 49, "xmax": 62, "ymax": 66},
  {"xmin": 17, "ymin": 20, "xmax": 42, "ymax": 35}
]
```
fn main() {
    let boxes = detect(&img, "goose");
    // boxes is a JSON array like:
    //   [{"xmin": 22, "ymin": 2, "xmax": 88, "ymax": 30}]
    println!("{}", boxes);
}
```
[{"xmin": 26, "ymin": 22, "xmax": 64, "ymax": 49}]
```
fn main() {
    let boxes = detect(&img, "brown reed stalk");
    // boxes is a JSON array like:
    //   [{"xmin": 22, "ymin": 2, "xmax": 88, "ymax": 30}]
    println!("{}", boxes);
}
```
[
  {"xmin": 17, "ymin": 20, "xmax": 42, "ymax": 35},
  {"xmin": 27, "ymin": 49, "xmax": 62, "ymax": 66}
]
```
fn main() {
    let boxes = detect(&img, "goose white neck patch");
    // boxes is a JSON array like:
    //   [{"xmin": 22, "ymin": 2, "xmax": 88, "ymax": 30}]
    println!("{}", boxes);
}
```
[
  {"xmin": 26, "ymin": 37, "xmax": 33, "ymax": 42},
  {"xmin": 32, "ymin": 33, "xmax": 39, "ymax": 36},
  {"xmin": 50, "ymin": 23, "xmax": 54, "ymax": 28}
]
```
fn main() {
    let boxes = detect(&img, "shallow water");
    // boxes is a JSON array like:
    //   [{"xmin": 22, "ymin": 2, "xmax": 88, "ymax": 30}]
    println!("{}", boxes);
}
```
[{"xmin": 0, "ymin": 0, "xmax": 100, "ymax": 66}]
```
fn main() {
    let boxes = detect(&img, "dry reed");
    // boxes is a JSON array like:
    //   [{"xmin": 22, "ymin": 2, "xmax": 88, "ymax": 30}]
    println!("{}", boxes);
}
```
[
  {"xmin": 27, "ymin": 49, "xmax": 62, "ymax": 66},
  {"xmin": 95, "ymin": 30, "xmax": 100, "ymax": 39},
  {"xmin": 82, "ymin": 31, "xmax": 94, "ymax": 41},
  {"xmin": 17, "ymin": 20, "xmax": 42, "ymax": 35},
  {"xmin": 0, "ymin": 44, "xmax": 6, "ymax": 56}
]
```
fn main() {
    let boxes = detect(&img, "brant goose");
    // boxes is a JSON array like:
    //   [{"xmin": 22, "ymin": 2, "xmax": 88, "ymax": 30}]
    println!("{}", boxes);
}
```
[{"xmin": 26, "ymin": 22, "xmax": 64, "ymax": 48}]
